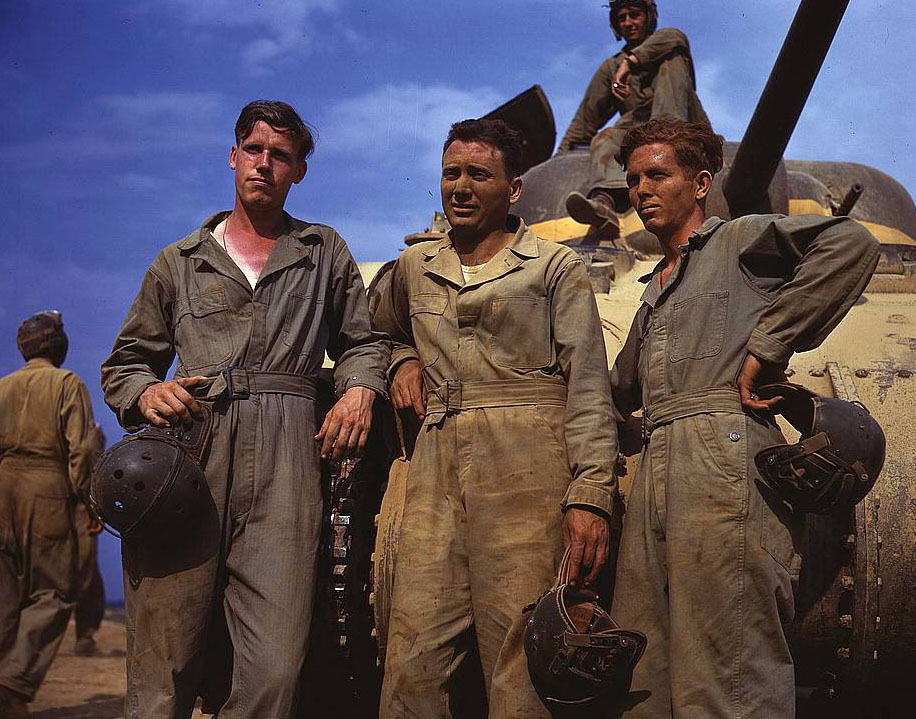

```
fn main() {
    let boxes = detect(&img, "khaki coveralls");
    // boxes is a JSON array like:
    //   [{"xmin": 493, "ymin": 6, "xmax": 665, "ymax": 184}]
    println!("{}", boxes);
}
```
[
  {"xmin": 611, "ymin": 215, "xmax": 880, "ymax": 718},
  {"xmin": 101, "ymin": 212, "xmax": 389, "ymax": 719},
  {"xmin": 374, "ymin": 218, "xmax": 618, "ymax": 718},
  {"xmin": 0, "ymin": 358, "xmax": 98, "ymax": 701},
  {"xmin": 558, "ymin": 28, "xmax": 709, "ymax": 202}
]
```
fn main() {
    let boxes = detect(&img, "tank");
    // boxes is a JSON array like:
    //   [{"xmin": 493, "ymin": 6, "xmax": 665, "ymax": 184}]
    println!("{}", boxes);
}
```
[{"xmin": 309, "ymin": 1, "xmax": 916, "ymax": 717}]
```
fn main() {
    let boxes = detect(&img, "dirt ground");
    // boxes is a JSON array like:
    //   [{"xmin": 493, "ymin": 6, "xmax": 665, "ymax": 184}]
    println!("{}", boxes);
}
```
[{"xmin": 30, "ymin": 612, "xmax": 209, "ymax": 719}]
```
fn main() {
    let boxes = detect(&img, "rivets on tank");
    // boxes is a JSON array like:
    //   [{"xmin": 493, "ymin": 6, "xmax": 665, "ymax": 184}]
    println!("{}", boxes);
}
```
[
  {"xmin": 785, "ymin": 368, "xmax": 795, "ymax": 377},
  {"xmin": 728, "ymin": 432, "xmax": 741, "ymax": 442},
  {"xmin": 897, "ymin": 369, "xmax": 912, "ymax": 378},
  {"xmin": 839, "ymin": 614, "xmax": 853, "ymax": 629},
  {"xmin": 836, "ymin": 647, "xmax": 851, "ymax": 661},
  {"xmin": 855, "ymin": 368, "xmax": 870, "ymax": 378},
  {"xmin": 841, "ymin": 575, "xmax": 854, "ymax": 589},
  {"xmin": 809, "ymin": 368, "xmax": 825, "ymax": 377}
]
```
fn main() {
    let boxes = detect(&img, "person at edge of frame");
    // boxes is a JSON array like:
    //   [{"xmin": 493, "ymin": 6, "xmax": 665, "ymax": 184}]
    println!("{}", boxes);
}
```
[
  {"xmin": 100, "ymin": 100, "xmax": 390, "ymax": 719},
  {"xmin": 373, "ymin": 118, "xmax": 620, "ymax": 719},
  {"xmin": 609, "ymin": 118, "xmax": 880, "ymax": 718},
  {"xmin": 0, "ymin": 311, "xmax": 101, "ymax": 719},
  {"xmin": 559, "ymin": 0, "xmax": 709, "ymax": 239}
]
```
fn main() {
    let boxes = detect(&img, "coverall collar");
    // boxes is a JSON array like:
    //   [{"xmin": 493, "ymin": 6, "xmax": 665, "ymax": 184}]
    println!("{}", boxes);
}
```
[
  {"xmin": 176, "ymin": 211, "xmax": 324, "ymax": 290},
  {"xmin": 23, "ymin": 357, "xmax": 55, "ymax": 370},
  {"xmin": 637, "ymin": 216, "xmax": 726, "ymax": 307},
  {"xmin": 421, "ymin": 215, "xmax": 540, "ymax": 290}
]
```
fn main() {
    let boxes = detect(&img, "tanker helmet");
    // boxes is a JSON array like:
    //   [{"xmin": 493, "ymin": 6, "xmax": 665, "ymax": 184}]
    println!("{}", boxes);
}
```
[
  {"xmin": 91, "ymin": 408, "xmax": 211, "ymax": 538},
  {"xmin": 754, "ymin": 383, "xmax": 885, "ymax": 514},
  {"xmin": 524, "ymin": 549, "xmax": 647, "ymax": 716},
  {"xmin": 17, "ymin": 310, "xmax": 68, "ymax": 366},
  {"xmin": 607, "ymin": 0, "xmax": 658, "ymax": 41}
]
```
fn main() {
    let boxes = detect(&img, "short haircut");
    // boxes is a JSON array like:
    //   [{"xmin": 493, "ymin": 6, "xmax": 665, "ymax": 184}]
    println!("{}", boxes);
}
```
[
  {"xmin": 443, "ymin": 119, "xmax": 523, "ymax": 178},
  {"xmin": 235, "ymin": 100, "xmax": 316, "ymax": 161},
  {"xmin": 617, "ymin": 119, "xmax": 725, "ymax": 177}
]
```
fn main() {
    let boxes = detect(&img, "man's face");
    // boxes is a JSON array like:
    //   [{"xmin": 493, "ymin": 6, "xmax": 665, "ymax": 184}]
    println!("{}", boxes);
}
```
[
  {"xmin": 626, "ymin": 143, "xmax": 707, "ymax": 236},
  {"xmin": 616, "ymin": 6, "xmax": 649, "ymax": 46},
  {"xmin": 440, "ymin": 140, "xmax": 521, "ymax": 237},
  {"xmin": 229, "ymin": 120, "xmax": 306, "ymax": 211}
]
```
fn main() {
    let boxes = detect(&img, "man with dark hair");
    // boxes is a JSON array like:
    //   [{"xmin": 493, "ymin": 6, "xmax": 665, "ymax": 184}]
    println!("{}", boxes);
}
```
[
  {"xmin": 374, "ymin": 118, "xmax": 619, "ymax": 718},
  {"xmin": 559, "ymin": 0, "xmax": 709, "ymax": 237},
  {"xmin": 610, "ymin": 118, "xmax": 879, "ymax": 717},
  {"xmin": 102, "ymin": 100, "xmax": 389, "ymax": 718},
  {"xmin": 0, "ymin": 311, "xmax": 100, "ymax": 718}
]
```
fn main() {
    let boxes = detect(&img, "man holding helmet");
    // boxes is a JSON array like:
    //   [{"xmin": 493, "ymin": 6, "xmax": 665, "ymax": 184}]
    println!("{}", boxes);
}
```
[
  {"xmin": 610, "ymin": 118, "xmax": 880, "ymax": 717},
  {"xmin": 101, "ymin": 100, "xmax": 389, "ymax": 719},
  {"xmin": 0, "ymin": 311, "xmax": 100, "ymax": 717},
  {"xmin": 559, "ymin": 0, "xmax": 709, "ymax": 238}
]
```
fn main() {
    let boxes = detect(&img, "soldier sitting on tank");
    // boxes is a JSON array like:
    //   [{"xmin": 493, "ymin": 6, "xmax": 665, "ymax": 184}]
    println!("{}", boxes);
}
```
[
  {"xmin": 559, "ymin": 0, "xmax": 709, "ymax": 238},
  {"xmin": 0, "ymin": 311, "xmax": 101, "ymax": 719},
  {"xmin": 373, "ymin": 118, "xmax": 619, "ymax": 718},
  {"xmin": 609, "ymin": 118, "xmax": 879, "ymax": 718}
]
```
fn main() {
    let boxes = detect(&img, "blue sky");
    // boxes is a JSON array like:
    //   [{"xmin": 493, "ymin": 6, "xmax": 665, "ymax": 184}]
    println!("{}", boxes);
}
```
[{"xmin": 1, "ymin": 0, "xmax": 912, "ymax": 601}]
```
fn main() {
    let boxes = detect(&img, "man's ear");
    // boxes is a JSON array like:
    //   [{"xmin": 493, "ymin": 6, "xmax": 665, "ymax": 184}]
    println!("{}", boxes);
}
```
[
  {"xmin": 229, "ymin": 145, "xmax": 238, "ymax": 171},
  {"xmin": 508, "ymin": 175, "xmax": 523, "ymax": 205},
  {"xmin": 695, "ymin": 170, "xmax": 713, "ymax": 201},
  {"xmin": 294, "ymin": 160, "xmax": 308, "ymax": 185}
]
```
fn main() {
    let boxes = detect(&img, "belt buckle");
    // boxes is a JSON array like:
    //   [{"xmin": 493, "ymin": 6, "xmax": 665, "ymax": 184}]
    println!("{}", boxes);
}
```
[
  {"xmin": 641, "ymin": 411, "xmax": 649, "ymax": 443},
  {"xmin": 224, "ymin": 366, "xmax": 250, "ymax": 400},
  {"xmin": 444, "ymin": 379, "xmax": 461, "ymax": 413}
]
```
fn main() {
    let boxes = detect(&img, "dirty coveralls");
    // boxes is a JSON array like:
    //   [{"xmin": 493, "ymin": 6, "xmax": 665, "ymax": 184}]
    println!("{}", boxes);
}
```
[
  {"xmin": 74, "ymin": 500, "xmax": 105, "ymax": 644},
  {"xmin": 611, "ymin": 215, "xmax": 880, "ymax": 718},
  {"xmin": 558, "ymin": 28, "xmax": 709, "ymax": 204},
  {"xmin": 0, "ymin": 358, "xmax": 99, "ymax": 701},
  {"xmin": 101, "ymin": 212, "xmax": 389, "ymax": 719},
  {"xmin": 374, "ymin": 217, "xmax": 618, "ymax": 718}
]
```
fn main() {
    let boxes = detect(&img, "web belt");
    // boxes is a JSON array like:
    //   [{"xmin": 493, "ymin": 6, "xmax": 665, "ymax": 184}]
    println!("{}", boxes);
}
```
[
  {"xmin": 222, "ymin": 366, "xmax": 318, "ymax": 401},
  {"xmin": 425, "ymin": 377, "xmax": 567, "ymax": 421},
  {"xmin": 642, "ymin": 387, "xmax": 743, "ymax": 441}
]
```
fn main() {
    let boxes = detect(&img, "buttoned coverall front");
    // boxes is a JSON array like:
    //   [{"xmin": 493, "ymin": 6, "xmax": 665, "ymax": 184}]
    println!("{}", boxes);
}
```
[
  {"xmin": 0, "ymin": 358, "xmax": 99, "ymax": 701},
  {"xmin": 610, "ymin": 215, "xmax": 880, "ymax": 718},
  {"xmin": 559, "ymin": 28, "xmax": 709, "ymax": 202},
  {"xmin": 374, "ymin": 218, "xmax": 618, "ymax": 718},
  {"xmin": 102, "ymin": 212, "xmax": 389, "ymax": 719}
]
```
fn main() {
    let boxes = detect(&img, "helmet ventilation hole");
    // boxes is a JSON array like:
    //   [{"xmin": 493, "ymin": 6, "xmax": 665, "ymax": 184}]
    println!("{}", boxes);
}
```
[
  {"xmin": 113, "ymin": 469, "xmax": 124, "ymax": 479},
  {"xmin": 134, "ymin": 481, "xmax": 146, "ymax": 492}
]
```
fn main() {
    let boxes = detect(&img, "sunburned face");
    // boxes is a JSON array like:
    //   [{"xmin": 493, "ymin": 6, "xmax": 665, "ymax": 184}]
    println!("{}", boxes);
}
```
[
  {"xmin": 229, "ymin": 120, "xmax": 306, "ymax": 212},
  {"xmin": 626, "ymin": 143, "xmax": 710, "ymax": 237},
  {"xmin": 440, "ymin": 140, "xmax": 522, "ymax": 239},
  {"xmin": 616, "ymin": 6, "xmax": 649, "ymax": 46}
]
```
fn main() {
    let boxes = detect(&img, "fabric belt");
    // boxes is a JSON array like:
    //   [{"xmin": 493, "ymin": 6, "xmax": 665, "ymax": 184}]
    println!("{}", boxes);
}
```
[
  {"xmin": 222, "ymin": 366, "xmax": 318, "ymax": 401},
  {"xmin": 0, "ymin": 454, "xmax": 68, "ymax": 472},
  {"xmin": 426, "ymin": 377, "xmax": 567, "ymax": 419},
  {"xmin": 642, "ymin": 387, "xmax": 743, "ymax": 440}
]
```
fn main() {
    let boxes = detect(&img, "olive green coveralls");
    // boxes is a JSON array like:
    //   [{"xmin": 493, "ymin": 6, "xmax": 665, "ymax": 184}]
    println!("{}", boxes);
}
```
[
  {"xmin": 373, "ymin": 218, "xmax": 618, "ymax": 718},
  {"xmin": 558, "ymin": 28, "xmax": 709, "ymax": 201},
  {"xmin": 73, "ymin": 501, "xmax": 105, "ymax": 644},
  {"xmin": 611, "ymin": 215, "xmax": 880, "ymax": 718},
  {"xmin": 101, "ymin": 212, "xmax": 389, "ymax": 719},
  {"xmin": 0, "ymin": 358, "xmax": 99, "ymax": 701}
]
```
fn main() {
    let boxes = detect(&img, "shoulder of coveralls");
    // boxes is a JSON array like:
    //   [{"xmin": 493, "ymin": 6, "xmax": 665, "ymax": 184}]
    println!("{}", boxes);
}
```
[
  {"xmin": 533, "ymin": 236, "xmax": 587, "ymax": 277},
  {"xmin": 650, "ymin": 27, "xmax": 688, "ymax": 44},
  {"xmin": 397, "ymin": 236, "xmax": 452, "ymax": 268}
]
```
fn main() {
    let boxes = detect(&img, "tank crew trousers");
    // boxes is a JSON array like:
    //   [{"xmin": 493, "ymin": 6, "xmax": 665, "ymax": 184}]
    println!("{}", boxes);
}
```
[{"xmin": 0, "ymin": 457, "xmax": 78, "ymax": 701}]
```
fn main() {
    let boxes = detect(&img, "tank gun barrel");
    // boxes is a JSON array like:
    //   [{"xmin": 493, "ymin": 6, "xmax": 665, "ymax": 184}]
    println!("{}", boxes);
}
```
[{"xmin": 724, "ymin": 0, "xmax": 851, "ymax": 216}]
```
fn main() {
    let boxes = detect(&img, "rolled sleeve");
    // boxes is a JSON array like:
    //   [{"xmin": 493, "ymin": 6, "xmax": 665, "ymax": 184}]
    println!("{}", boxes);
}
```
[{"xmin": 372, "ymin": 257, "xmax": 418, "ymax": 379}]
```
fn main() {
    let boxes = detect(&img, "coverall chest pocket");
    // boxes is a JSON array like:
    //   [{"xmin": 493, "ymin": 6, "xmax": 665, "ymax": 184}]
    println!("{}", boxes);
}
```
[
  {"xmin": 282, "ymin": 291, "xmax": 326, "ymax": 358},
  {"xmin": 410, "ymin": 293, "xmax": 448, "ymax": 369},
  {"xmin": 669, "ymin": 291, "xmax": 728, "ymax": 363},
  {"xmin": 174, "ymin": 289, "xmax": 233, "ymax": 371},
  {"xmin": 488, "ymin": 296, "xmax": 551, "ymax": 369}
]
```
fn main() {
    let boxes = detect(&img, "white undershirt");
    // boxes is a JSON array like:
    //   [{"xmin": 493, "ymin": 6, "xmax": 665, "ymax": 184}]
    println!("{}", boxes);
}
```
[
  {"xmin": 212, "ymin": 219, "xmax": 259, "ymax": 289},
  {"xmin": 460, "ymin": 262, "xmax": 487, "ymax": 284}
]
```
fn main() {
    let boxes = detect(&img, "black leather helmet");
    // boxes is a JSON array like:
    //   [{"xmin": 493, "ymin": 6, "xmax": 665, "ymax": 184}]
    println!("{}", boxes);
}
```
[
  {"xmin": 608, "ymin": 0, "xmax": 658, "ymax": 41},
  {"xmin": 524, "ymin": 549, "xmax": 647, "ymax": 716},
  {"xmin": 754, "ymin": 383, "xmax": 885, "ymax": 514},
  {"xmin": 91, "ymin": 406, "xmax": 212, "ymax": 538}
]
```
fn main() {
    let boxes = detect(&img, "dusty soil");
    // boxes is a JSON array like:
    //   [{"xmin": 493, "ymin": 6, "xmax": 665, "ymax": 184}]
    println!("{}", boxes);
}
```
[{"xmin": 30, "ymin": 613, "xmax": 209, "ymax": 719}]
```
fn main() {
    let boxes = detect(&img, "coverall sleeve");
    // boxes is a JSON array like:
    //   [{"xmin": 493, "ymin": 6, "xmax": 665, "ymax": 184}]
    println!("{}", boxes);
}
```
[
  {"xmin": 325, "ymin": 234, "xmax": 391, "ymax": 398},
  {"xmin": 372, "ymin": 257, "xmax": 420, "ymax": 376},
  {"xmin": 551, "ymin": 256, "xmax": 619, "ymax": 517},
  {"xmin": 60, "ymin": 374, "xmax": 99, "ymax": 496},
  {"xmin": 558, "ymin": 58, "xmax": 619, "ymax": 151},
  {"xmin": 610, "ymin": 309, "xmax": 644, "ymax": 420},
  {"xmin": 101, "ymin": 257, "xmax": 177, "ymax": 428},
  {"xmin": 739, "ymin": 215, "xmax": 881, "ymax": 365},
  {"xmin": 628, "ymin": 27, "xmax": 689, "ymax": 66}
]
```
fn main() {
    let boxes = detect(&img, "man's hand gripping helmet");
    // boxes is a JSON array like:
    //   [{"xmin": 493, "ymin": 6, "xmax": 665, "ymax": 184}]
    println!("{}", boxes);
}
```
[
  {"xmin": 754, "ymin": 383, "xmax": 885, "ymax": 514},
  {"xmin": 607, "ymin": 0, "xmax": 659, "ymax": 41},
  {"xmin": 91, "ymin": 405, "xmax": 212, "ymax": 539},
  {"xmin": 524, "ymin": 548, "xmax": 647, "ymax": 716}
]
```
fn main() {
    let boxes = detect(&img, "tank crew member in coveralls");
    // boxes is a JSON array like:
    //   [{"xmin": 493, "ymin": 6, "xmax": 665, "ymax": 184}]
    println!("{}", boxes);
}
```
[
  {"xmin": 0, "ymin": 311, "xmax": 100, "ymax": 719},
  {"xmin": 374, "ymin": 118, "xmax": 619, "ymax": 718},
  {"xmin": 610, "ymin": 119, "xmax": 879, "ymax": 718},
  {"xmin": 560, "ymin": 0, "xmax": 709, "ymax": 238},
  {"xmin": 102, "ymin": 101, "xmax": 389, "ymax": 719}
]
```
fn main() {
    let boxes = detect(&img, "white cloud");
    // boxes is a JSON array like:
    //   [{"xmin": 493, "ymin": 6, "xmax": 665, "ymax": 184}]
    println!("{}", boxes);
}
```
[{"xmin": 99, "ymin": 90, "xmax": 225, "ymax": 121}]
